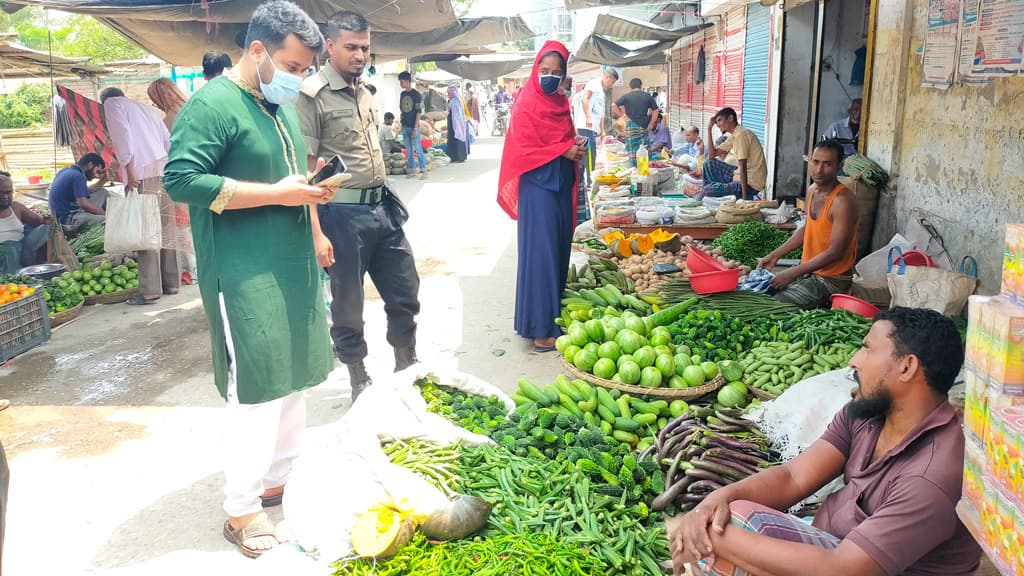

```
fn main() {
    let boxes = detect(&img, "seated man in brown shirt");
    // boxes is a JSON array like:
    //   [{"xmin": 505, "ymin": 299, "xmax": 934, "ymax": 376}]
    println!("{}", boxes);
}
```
[{"xmin": 670, "ymin": 307, "xmax": 981, "ymax": 576}]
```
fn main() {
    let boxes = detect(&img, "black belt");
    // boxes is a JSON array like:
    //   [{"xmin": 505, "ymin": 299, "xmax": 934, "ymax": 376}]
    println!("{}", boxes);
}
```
[{"xmin": 329, "ymin": 186, "xmax": 385, "ymax": 205}]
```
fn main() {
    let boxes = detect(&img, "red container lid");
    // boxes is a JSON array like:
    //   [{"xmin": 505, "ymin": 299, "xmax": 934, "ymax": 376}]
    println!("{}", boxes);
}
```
[{"xmin": 831, "ymin": 294, "xmax": 881, "ymax": 318}]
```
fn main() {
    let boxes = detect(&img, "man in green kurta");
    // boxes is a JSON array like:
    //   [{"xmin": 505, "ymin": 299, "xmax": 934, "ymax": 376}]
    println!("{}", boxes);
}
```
[{"xmin": 162, "ymin": 0, "xmax": 334, "ymax": 559}]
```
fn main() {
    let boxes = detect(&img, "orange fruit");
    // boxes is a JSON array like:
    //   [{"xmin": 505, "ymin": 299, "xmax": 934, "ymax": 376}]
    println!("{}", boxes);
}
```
[{"xmin": 5, "ymin": 283, "xmax": 16, "ymax": 293}]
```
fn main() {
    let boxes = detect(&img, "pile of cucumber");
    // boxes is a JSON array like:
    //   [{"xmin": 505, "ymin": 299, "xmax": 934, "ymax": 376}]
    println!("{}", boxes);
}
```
[
  {"xmin": 513, "ymin": 376, "xmax": 690, "ymax": 451},
  {"xmin": 738, "ymin": 340, "xmax": 858, "ymax": 396}
]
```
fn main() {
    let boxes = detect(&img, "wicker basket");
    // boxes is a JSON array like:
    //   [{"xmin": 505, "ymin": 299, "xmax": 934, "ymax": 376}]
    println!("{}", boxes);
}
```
[
  {"xmin": 562, "ymin": 357, "xmax": 726, "ymax": 399},
  {"xmin": 749, "ymin": 386, "xmax": 780, "ymax": 401},
  {"xmin": 50, "ymin": 300, "xmax": 84, "ymax": 328},
  {"xmin": 85, "ymin": 287, "xmax": 138, "ymax": 306}
]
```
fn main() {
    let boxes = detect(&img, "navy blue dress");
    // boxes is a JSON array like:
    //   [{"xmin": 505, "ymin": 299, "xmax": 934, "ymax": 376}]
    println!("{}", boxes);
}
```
[{"xmin": 515, "ymin": 156, "xmax": 575, "ymax": 340}]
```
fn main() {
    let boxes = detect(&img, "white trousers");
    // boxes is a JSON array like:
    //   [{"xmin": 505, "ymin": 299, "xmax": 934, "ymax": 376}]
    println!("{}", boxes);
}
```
[{"xmin": 219, "ymin": 293, "xmax": 306, "ymax": 518}]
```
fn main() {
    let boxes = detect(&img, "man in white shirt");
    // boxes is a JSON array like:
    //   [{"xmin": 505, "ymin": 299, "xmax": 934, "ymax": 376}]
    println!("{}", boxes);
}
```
[
  {"xmin": 572, "ymin": 68, "xmax": 619, "ymax": 188},
  {"xmin": 100, "ymin": 87, "xmax": 179, "ymax": 304},
  {"xmin": 821, "ymin": 98, "xmax": 861, "ymax": 158},
  {"xmin": 379, "ymin": 112, "xmax": 403, "ymax": 153}
]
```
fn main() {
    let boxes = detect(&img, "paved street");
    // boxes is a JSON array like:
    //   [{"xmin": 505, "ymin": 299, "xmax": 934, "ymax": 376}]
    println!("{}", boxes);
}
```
[{"xmin": 0, "ymin": 135, "xmax": 563, "ymax": 575}]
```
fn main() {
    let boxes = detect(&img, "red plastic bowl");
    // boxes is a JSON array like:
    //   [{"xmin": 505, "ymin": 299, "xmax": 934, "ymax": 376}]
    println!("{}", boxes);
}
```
[
  {"xmin": 894, "ymin": 250, "xmax": 934, "ymax": 267},
  {"xmin": 831, "ymin": 294, "xmax": 881, "ymax": 318},
  {"xmin": 686, "ymin": 247, "xmax": 727, "ymax": 274},
  {"xmin": 687, "ymin": 269, "xmax": 739, "ymax": 295}
]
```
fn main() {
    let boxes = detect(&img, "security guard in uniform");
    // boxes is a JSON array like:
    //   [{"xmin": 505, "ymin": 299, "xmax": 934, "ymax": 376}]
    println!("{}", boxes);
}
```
[{"xmin": 296, "ymin": 10, "xmax": 420, "ymax": 401}]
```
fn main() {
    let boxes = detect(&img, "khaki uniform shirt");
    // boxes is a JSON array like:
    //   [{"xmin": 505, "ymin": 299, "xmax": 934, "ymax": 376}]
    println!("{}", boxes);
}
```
[{"xmin": 296, "ymin": 65, "xmax": 386, "ymax": 190}]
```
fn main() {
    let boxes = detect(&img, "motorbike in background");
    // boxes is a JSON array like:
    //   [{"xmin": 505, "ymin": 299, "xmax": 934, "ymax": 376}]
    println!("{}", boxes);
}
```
[{"xmin": 492, "ymin": 103, "xmax": 510, "ymax": 137}]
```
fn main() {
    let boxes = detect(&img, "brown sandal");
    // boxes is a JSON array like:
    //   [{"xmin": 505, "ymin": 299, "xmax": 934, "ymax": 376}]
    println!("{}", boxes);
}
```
[{"xmin": 223, "ymin": 517, "xmax": 280, "ymax": 558}]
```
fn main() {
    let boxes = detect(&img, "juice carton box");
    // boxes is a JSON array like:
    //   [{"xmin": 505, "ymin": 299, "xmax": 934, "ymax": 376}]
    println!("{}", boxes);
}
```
[
  {"xmin": 1003, "ymin": 224, "xmax": 1024, "ymax": 302},
  {"xmin": 982, "ymin": 477, "xmax": 1002, "ymax": 551},
  {"xmin": 986, "ymin": 408, "xmax": 1024, "ymax": 499},
  {"xmin": 964, "ymin": 438, "xmax": 987, "ymax": 514},
  {"xmin": 981, "ymin": 478, "xmax": 1020, "ymax": 569},
  {"xmin": 966, "ymin": 296, "xmax": 992, "ymax": 371},
  {"xmin": 964, "ymin": 368, "xmax": 989, "ymax": 443},
  {"xmin": 994, "ymin": 485, "xmax": 1019, "ymax": 569},
  {"xmin": 1016, "ymin": 504, "xmax": 1024, "ymax": 575},
  {"xmin": 986, "ymin": 297, "xmax": 1024, "ymax": 395}
]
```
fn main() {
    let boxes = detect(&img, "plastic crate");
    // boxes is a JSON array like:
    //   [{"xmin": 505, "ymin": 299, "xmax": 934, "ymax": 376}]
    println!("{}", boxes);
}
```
[{"xmin": 0, "ymin": 290, "xmax": 50, "ymax": 363}]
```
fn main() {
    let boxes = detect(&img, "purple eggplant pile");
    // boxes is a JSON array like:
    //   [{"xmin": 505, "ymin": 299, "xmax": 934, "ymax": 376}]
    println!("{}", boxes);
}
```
[{"xmin": 646, "ymin": 405, "xmax": 777, "ymax": 514}]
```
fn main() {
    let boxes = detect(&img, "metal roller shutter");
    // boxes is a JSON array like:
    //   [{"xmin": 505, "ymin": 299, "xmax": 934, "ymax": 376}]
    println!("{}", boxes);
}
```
[
  {"xmin": 742, "ymin": 3, "xmax": 771, "ymax": 144},
  {"xmin": 719, "ymin": 5, "xmax": 745, "ymax": 112}
]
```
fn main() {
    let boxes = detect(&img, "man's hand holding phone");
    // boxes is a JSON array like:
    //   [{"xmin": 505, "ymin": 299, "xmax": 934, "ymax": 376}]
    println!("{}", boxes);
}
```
[{"xmin": 308, "ymin": 155, "xmax": 350, "ymax": 203}]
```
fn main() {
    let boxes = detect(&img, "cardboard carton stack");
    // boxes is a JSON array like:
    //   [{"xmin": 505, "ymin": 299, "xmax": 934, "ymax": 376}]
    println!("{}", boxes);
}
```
[{"xmin": 962, "ymin": 224, "xmax": 1024, "ymax": 574}]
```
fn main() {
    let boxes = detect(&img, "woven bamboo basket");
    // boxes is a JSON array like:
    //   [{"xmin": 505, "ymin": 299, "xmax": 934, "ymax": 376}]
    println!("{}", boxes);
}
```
[
  {"xmin": 85, "ymin": 287, "xmax": 138, "ymax": 306},
  {"xmin": 562, "ymin": 357, "xmax": 725, "ymax": 400},
  {"xmin": 49, "ymin": 300, "xmax": 83, "ymax": 327}
]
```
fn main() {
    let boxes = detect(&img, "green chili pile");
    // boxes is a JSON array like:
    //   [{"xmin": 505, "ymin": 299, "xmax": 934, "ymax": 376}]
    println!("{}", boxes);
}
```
[
  {"xmin": 711, "ymin": 221, "xmax": 802, "ymax": 268},
  {"xmin": 667, "ymin": 309, "xmax": 780, "ymax": 361},
  {"xmin": 333, "ymin": 532, "xmax": 606, "ymax": 576},
  {"xmin": 779, "ymin": 309, "xmax": 872, "ymax": 349}
]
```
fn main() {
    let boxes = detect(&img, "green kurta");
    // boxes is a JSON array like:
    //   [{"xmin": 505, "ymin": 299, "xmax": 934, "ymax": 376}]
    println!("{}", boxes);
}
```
[{"xmin": 163, "ymin": 76, "xmax": 333, "ymax": 404}]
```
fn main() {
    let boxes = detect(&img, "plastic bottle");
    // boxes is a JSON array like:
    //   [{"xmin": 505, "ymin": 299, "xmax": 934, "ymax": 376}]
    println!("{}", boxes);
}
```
[{"xmin": 637, "ymin": 144, "xmax": 649, "ymax": 176}]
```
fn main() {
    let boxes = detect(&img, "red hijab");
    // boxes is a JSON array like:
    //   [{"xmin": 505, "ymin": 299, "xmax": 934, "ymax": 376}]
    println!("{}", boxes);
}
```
[{"xmin": 497, "ymin": 40, "xmax": 578, "ymax": 220}]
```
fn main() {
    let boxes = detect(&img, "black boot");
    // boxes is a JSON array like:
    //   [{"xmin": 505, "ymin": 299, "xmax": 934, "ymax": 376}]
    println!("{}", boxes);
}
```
[
  {"xmin": 394, "ymin": 346, "xmax": 419, "ymax": 372},
  {"xmin": 347, "ymin": 361, "xmax": 373, "ymax": 402}
]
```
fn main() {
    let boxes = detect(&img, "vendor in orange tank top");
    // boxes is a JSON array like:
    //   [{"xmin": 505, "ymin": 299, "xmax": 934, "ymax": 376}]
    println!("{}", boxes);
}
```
[{"xmin": 758, "ymin": 139, "xmax": 859, "ymax": 309}]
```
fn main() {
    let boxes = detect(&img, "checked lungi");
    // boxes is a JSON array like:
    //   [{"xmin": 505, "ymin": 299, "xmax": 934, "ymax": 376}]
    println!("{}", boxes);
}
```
[
  {"xmin": 624, "ymin": 120, "xmax": 646, "ymax": 167},
  {"xmin": 697, "ymin": 500, "xmax": 839, "ymax": 576}
]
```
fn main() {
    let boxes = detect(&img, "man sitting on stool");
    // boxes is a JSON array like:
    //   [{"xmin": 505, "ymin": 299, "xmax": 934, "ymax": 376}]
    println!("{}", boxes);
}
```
[{"xmin": 758, "ymin": 139, "xmax": 857, "ymax": 310}]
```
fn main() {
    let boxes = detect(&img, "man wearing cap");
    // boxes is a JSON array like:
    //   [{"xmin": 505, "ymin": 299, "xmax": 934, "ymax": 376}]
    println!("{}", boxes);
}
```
[{"xmin": 296, "ymin": 10, "xmax": 421, "ymax": 401}]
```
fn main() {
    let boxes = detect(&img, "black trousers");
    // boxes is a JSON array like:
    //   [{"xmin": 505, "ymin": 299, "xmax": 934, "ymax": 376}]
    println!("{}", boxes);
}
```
[{"xmin": 318, "ymin": 198, "xmax": 420, "ymax": 364}]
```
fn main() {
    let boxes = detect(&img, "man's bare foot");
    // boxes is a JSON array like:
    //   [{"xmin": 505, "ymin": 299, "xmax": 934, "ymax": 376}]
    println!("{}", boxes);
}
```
[{"xmin": 534, "ymin": 337, "xmax": 557, "ymax": 348}]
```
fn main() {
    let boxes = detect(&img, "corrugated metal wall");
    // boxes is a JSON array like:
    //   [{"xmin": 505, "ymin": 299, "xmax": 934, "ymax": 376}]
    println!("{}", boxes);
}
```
[
  {"xmin": 667, "ymin": 5, "xmax": 746, "ymax": 140},
  {"xmin": 741, "ymin": 3, "xmax": 772, "ymax": 144}
]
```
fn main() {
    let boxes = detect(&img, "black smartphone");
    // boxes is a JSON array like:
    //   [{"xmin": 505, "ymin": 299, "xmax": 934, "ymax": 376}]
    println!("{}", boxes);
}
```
[
  {"xmin": 309, "ymin": 155, "xmax": 347, "ymax": 186},
  {"xmin": 653, "ymin": 262, "xmax": 681, "ymax": 275}
]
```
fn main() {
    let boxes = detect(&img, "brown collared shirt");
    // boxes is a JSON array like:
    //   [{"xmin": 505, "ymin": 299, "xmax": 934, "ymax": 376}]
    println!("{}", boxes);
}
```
[
  {"xmin": 296, "ymin": 65, "xmax": 386, "ymax": 190},
  {"xmin": 813, "ymin": 402, "xmax": 981, "ymax": 575}
]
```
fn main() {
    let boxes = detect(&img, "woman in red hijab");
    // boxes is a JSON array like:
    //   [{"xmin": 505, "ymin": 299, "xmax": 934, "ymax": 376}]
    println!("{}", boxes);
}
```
[{"xmin": 497, "ymin": 40, "xmax": 585, "ymax": 351}]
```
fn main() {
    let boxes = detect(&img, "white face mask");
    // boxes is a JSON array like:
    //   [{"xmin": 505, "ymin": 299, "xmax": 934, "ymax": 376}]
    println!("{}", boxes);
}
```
[{"xmin": 257, "ymin": 54, "xmax": 304, "ymax": 104}]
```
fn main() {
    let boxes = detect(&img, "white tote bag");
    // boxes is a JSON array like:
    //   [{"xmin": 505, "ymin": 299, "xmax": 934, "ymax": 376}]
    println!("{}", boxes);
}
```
[
  {"xmin": 103, "ymin": 189, "xmax": 162, "ymax": 253},
  {"xmin": 886, "ymin": 247, "xmax": 977, "ymax": 316}
]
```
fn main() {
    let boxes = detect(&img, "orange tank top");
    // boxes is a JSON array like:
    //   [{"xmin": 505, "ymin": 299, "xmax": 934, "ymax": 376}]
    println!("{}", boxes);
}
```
[{"xmin": 802, "ymin": 183, "xmax": 858, "ymax": 277}]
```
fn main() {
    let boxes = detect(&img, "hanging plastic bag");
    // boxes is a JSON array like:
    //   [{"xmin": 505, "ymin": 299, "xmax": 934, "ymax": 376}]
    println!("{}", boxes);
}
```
[
  {"xmin": 103, "ymin": 188, "xmax": 162, "ymax": 253},
  {"xmin": 886, "ymin": 247, "xmax": 977, "ymax": 316},
  {"xmin": 48, "ymin": 221, "xmax": 80, "ymax": 271},
  {"xmin": 747, "ymin": 369, "xmax": 855, "ymax": 511}
]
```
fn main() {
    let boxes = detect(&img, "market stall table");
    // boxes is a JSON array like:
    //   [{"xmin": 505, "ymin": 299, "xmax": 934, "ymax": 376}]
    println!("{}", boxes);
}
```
[{"xmin": 617, "ymin": 221, "xmax": 797, "ymax": 241}]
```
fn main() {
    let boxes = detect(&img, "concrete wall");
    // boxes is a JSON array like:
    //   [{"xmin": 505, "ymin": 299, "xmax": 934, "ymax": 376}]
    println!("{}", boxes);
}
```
[
  {"xmin": 815, "ymin": 0, "xmax": 868, "ymax": 132},
  {"xmin": 865, "ymin": 0, "xmax": 1024, "ymax": 293},
  {"xmin": 774, "ymin": 0, "xmax": 816, "ymax": 197}
]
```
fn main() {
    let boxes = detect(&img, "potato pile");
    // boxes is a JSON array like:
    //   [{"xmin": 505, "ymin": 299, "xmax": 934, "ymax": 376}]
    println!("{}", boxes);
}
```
[
  {"xmin": 620, "ymin": 250, "xmax": 686, "ymax": 293},
  {"xmin": 616, "ymin": 239, "xmax": 750, "ymax": 294}
]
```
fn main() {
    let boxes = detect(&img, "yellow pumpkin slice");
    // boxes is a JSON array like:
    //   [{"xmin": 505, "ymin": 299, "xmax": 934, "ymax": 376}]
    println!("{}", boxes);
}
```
[{"xmin": 351, "ymin": 505, "xmax": 416, "ymax": 559}]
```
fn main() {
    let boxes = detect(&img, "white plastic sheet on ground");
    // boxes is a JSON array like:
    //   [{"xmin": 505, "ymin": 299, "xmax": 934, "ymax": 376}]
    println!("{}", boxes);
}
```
[
  {"xmin": 254, "ymin": 361, "xmax": 513, "ymax": 572},
  {"xmin": 747, "ymin": 369, "xmax": 855, "ymax": 510}
]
